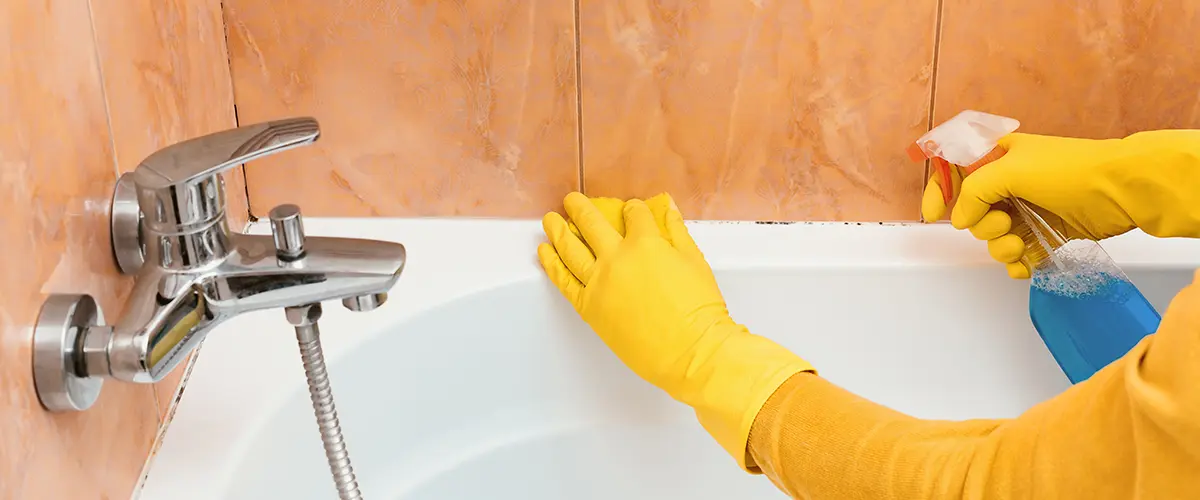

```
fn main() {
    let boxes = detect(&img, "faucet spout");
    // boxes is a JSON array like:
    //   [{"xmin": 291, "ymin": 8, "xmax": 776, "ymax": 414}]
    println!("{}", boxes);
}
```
[
  {"xmin": 222, "ymin": 233, "xmax": 407, "ymax": 310},
  {"xmin": 102, "ymin": 233, "xmax": 406, "ymax": 383}
]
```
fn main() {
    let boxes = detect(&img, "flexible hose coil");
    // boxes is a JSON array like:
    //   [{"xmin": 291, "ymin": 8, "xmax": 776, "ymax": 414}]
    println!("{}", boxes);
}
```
[{"xmin": 296, "ymin": 322, "xmax": 363, "ymax": 500}]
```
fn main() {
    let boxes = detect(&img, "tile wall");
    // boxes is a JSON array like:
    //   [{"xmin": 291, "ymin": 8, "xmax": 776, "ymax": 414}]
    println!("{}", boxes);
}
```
[
  {"xmin": 225, "ymin": 0, "xmax": 1200, "ymax": 222},
  {"xmin": 223, "ymin": 0, "xmax": 581, "ymax": 217},
  {"xmin": 935, "ymin": 1, "xmax": 1200, "ymax": 137},
  {"xmin": 4, "ymin": 0, "xmax": 1199, "ymax": 497},
  {"xmin": 577, "ymin": 0, "xmax": 938, "ymax": 220},
  {"xmin": 0, "ymin": 0, "xmax": 242, "ymax": 498}
]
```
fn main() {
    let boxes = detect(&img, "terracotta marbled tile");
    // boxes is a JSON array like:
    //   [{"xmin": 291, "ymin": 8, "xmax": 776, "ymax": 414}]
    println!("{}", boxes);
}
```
[
  {"xmin": 224, "ymin": 0, "xmax": 581, "ymax": 218},
  {"xmin": 936, "ymin": 0, "xmax": 1200, "ymax": 136},
  {"xmin": 90, "ymin": 0, "xmax": 241, "ymax": 418},
  {"xmin": 0, "ymin": 1, "xmax": 158, "ymax": 498},
  {"xmin": 91, "ymin": 0, "xmax": 246, "ymax": 231},
  {"xmin": 578, "ymin": 0, "xmax": 938, "ymax": 221}
]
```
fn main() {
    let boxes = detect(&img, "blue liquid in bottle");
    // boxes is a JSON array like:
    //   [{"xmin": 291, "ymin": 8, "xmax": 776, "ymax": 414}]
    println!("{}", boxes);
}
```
[{"xmin": 1029, "ymin": 257, "xmax": 1161, "ymax": 384}]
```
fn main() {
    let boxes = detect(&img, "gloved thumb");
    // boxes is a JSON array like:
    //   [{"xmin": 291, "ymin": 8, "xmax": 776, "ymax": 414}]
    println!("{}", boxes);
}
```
[{"xmin": 950, "ymin": 158, "xmax": 1014, "ymax": 230}]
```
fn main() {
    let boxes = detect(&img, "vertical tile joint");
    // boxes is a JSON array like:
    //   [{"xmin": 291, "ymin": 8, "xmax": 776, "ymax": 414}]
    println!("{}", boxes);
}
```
[
  {"xmin": 572, "ymin": 0, "xmax": 585, "ymax": 194},
  {"xmin": 84, "ymin": 0, "xmax": 122, "ymax": 178},
  {"xmin": 218, "ymin": 0, "xmax": 255, "ymax": 221},
  {"xmin": 921, "ymin": 0, "xmax": 948, "ymax": 221},
  {"xmin": 926, "ymin": 0, "xmax": 946, "ymax": 132}
]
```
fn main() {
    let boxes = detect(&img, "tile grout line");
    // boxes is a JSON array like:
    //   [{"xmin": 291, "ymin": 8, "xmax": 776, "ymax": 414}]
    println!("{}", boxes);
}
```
[
  {"xmin": 218, "ymin": 0, "xmax": 255, "ymax": 221},
  {"xmin": 573, "ymin": 0, "xmax": 585, "ymax": 194},
  {"xmin": 84, "ymin": 0, "xmax": 123, "ymax": 180},
  {"xmin": 921, "ymin": 0, "xmax": 947, "ymax": 222},
  {"xmin": 926, "ymin": 0, "xmax": 946, "ymax": 131}
]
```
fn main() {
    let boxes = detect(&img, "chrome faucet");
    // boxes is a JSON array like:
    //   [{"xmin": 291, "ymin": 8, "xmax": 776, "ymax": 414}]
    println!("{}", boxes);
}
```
[{"xmin": 32, "ymin": 117, "xmax": 407, "ymax": 410}]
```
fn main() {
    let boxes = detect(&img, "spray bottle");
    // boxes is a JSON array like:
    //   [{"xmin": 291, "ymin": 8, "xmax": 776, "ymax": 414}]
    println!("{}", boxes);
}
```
[{"xmin": 908, "ymin": 110, "xmax": 1162, "ymax": 384}]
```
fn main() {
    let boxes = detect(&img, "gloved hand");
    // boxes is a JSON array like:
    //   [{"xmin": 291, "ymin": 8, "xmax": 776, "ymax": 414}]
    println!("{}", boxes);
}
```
[
  {"xmin": 564, "ymin": 196, "xmax": 638, "ymax": 240},
  {"xmin": 538, "ymin": 192, "xmax": 814, "ymax": 470},
  {"xmin": 922, "ymin": 130, "xmax": 1200, "ymax": 278}
]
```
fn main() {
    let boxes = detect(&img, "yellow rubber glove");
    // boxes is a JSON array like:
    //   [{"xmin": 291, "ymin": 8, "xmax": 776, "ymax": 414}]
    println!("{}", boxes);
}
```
[
  {"xmin": 565, "ymin": 195, "xmax": 671, "ymax": 240},
  {"xmin": 922, "ymin": 130, "xmax": 1200, "ymax": 278},
  {"xmin": 538, "ymin": 192, "xmax": 815, "ymax": 470},
  {"xmin": 747, "ymin": 270, "xmax": 1200, "ymax": 499}
]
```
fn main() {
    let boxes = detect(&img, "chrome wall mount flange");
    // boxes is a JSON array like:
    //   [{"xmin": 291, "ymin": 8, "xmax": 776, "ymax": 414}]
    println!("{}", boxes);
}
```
[
  {"xmin": 110, "ymin": 172, "xmax": 145, "ymax": 275},
  {"xmin": 32, "ymin": 294, "xmax": 105, "ymax": 411}
]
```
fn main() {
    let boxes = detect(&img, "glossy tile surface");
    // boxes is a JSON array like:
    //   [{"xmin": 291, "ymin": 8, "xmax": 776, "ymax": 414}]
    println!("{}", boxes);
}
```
[
  {"xmin": 225, "ymin": 0, "xmax": 581, "ymax": 217},
  {"xmin": 90, "ymin": 0, "xmax": 241, "ymax": 417},
  {"xmin": 91, "ymin": 0, "xmax": 245, "ymax": 226},
  {"xmin": 0, "ymin": 1, "xmax": 158, "ymax": 498},
  {"xmin": 936, "ymin": 0, "xmax": 1200, "ymax": 136},
  {"xmin": 578, "ymin": 0, "xmax": 938, "ymax": 220}
]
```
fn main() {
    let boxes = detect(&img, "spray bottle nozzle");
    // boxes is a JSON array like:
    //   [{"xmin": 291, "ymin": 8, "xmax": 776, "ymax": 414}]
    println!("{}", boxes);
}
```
[{"xmin": 907, "ymin": 111, "xmax": 1021, "ymax": 204}]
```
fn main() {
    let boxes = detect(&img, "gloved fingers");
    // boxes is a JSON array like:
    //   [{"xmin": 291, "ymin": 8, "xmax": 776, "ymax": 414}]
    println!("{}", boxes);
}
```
[
  {"xmin": 567, "ymin": 220, "xmax": 583, "ymax": 241},
  {"xmin": 995, "ymin": 132, "xmax": 1031, "ymax": 150},
  {"xmin": 643, "ymin": 193, "xmax": 677, "ymax": 239},
  {"xmin": 543, "ymin": 212, "xmax": 597, "ymax": 284},
  {"xmin": 537, "ymin": 243, "xmax": 585, "ymax": 307},
  {"xmin": 623, "ymin": 199, "xmax": 658, "ymax": 238},
  {"xmin": 587, "ymin": 197, "xmax": 628, "ymax": 236},
  {"xmin": 988, "ymin": 234, "xmax": 1031, "ymax": 279},
  {"xmin": 951, "ymin": 159, "xmax": 1013, "ymax": 230},
  {"xmin": 664, "ymin": 201, "xmax": 704, "ymax": 260},
  {"xmin": 987, "ymin": 233, "xmax": 1025, "ymax": 264},
  {"xmin": 1006, "ymin": 262, "xmax": 1031, "ymax": 279},
  {"xmin": 920, "ymin": 176, "xmax": 947, "ymax": 222},
  {"xmin": 969, "ymin": 210, "xmax": 1012, "ymax": 240},
  {"xmin": 564, "ymin": 192, "xmax": 621, "ymax": 257},
  {"xmin": 920, "ymin": 162, "xmax": 963, "ymax": 222}
]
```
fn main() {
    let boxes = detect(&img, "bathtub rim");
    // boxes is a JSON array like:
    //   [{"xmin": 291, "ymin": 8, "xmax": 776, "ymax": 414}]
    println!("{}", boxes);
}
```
[{"xmin": 135, "ymin": 217, "xmax": 1200, "ymax": 499}]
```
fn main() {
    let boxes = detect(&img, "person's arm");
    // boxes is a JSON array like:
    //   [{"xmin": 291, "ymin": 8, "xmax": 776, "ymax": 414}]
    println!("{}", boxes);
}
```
[
  {"xmin": 743, "ymin": 129, "xmax": 1200, "ymax": 498},
  {"xmin": 537, "ymin": 147, "xmax": 1200, "ymax": 499},
  {"xmin": 748, "ymin": 276, "xmax": 1200, "ymax": 498}
]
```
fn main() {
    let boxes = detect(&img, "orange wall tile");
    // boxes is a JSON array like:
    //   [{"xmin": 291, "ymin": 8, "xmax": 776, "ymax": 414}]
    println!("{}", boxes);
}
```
[
  {"xmin": 0, "ymin": 1, "xmax": 157, "ymax": 498},
  {"xmin": 936, "ymin": 1, "xmax": 1200, "ymax": 136},
  {"xmin": 224, "ymin": 0, "xmax": 581, "ymax": 218},
  {"xmin": 577, "ymin": 0, "xmax": 938, "ymax": 221},
  {"xmin": 90, "ymin": 0, "xmax": 240, "ymax": 419}
]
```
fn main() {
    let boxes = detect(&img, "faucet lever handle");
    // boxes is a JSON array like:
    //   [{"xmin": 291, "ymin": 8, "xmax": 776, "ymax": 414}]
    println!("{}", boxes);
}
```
[
  {"xmin": 119, "ymin": 117, "xmax": 321, "ymax": 250},
  {"xmin": 132, "ymin": 117, "xmax": 320, "ymax": 191}
]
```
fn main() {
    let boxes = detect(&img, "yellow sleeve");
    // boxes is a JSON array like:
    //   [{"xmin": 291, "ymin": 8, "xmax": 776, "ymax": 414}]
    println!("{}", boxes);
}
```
[{"xmin": 748, "ymin": 271, "xmax": 1200, "ymax": 500}]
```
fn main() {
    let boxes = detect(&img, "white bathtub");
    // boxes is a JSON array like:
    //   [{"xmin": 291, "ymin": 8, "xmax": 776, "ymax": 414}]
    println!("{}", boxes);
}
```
[{"xmin": 136, "ymin": 219, "xmax": 1200, "ymax": 500}]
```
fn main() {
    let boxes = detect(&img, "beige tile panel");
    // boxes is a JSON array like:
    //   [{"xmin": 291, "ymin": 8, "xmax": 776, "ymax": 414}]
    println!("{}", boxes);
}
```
[
  {"xmin": 225, "ymin": 0, "xmax": 581, "ymax": 217},
  {"xmin": 936, "ymin": 0, "xmax": 1200, "ymax": 136},
  {"xmin": 0, "ymin": 1, "xmax": 158, "ymax": 498},
  {"xmin": 578, "ymin": 0, "xmax": 938, "ymax": 221},
  {"xmin": 91, "ymin": 0, "xmax": 245, "ymax": 225}
]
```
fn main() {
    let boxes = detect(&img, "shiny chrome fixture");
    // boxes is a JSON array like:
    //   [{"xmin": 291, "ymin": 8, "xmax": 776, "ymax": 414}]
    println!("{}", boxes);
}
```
[
  {"xmin": 33, "ymin": 118, "xmax": 397, "ymax": 498},
  {"xmin": 31, "ymin": 117, "xmax": 407, "ymax": 409}
]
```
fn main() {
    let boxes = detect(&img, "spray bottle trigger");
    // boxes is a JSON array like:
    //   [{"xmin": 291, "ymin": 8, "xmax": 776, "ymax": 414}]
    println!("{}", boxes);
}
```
[
  {"xmin": 931, "ymin": 157, "xmax": 955, "ymax": 205},
  {"xmin": 905, "ymin": 142, "xmax": 927, "ymax": 162},
  {"xmin": 908, "ymin": 141, "xmax": 957, "ymax": 206}
]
